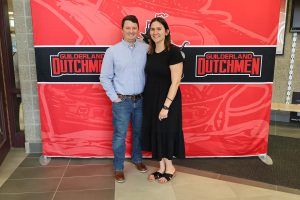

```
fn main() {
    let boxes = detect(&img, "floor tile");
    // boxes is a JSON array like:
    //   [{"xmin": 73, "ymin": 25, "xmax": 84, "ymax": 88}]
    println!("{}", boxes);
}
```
[
  {"xmin": 64, "ymin": 164, "xmax": 113, "ymax": 177},
  {"xmin": 58, "ymin": 175, "xmax": 114, "ymax": 191},
  {"xmin": 53, "ymin": 189, "xmax": 114, "ymax": 200},
  {"xmin": 1, "ymin": 135, "xmax": 300, "ymax": 200},
  {"xmin": 69, "ymin": 158, "xmax": 112, "ymax": 166},
  {"xmin": 0, "ymin": 178, "xmax": 60, "ymax": 193},
  {"xmin": 276, "ymin": 131, "xmax": 300, "ymax": 139},
  {"xmin": 240, "ymin": 194, "xmax": 300, "ymax": 200},
  {"xmin": 0, "ymin": 168, "xmax": 18, "ymax": 187},
  {"xmin": 19, "ymin": 157, "xmax": 70, "ymax": 167},
  {"xmin": 0, "ymin": 149, "xmax": 27, "ymax": 169},
  {"xmin": 172, "ymin": 172, "xmax": 238, "ymax": 200},
  {"xmin": 174, "ymin": 164, "xmax": 221, "ymax": 179},
  {"xmin": 0, "ymin": 192, "xmax": 54, "ymax": 200},
  {"xmin": 219, "ymin": 174, "xmax": 276, "ymax": 190},
  {"xmin": 115, "ymin": 162, "xmax": 176, "ymax": 200},
  {"xmin": 27, "ymin": 153, "xmax": 42, "ymax": 158},
  {"xmin": 227, "ymin": 181, "xmax": 300, "ymax": 200},
  {"xmin": 172, "ymin": 171, "xmax": 300, "ymax": 200},
  {"xmin": 1, "ymin": 155, "xmax": 27, "ymax": 165},
  {"xmin": 277, "ymin": 186, "xmax": 300, "ymax": 195},
  {"xmin": 0, "ymin": 149, "xmax": 27, "ymax": 187},
  {"xmin": 9, "ymin": 166, "xmax": 66, "ymax": 179},
  {"xmin": 4, "ymin": 148, "xmax": 27, "ymax": 158}
]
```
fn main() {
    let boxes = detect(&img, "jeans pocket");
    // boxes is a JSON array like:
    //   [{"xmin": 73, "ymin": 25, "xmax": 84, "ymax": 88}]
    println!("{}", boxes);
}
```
[{"xmin": 113, "ymin": 99, "xmax": 126, "ymax": 106}]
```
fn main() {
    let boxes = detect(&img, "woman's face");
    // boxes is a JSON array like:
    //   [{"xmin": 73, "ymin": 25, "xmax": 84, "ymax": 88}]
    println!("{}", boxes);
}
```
[{"xmin": 150, "ymin": 21, "xmax": 169, "ymax": 45}]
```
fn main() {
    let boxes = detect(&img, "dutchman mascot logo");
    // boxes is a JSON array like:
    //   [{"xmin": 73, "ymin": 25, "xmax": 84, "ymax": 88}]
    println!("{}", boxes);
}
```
[
  {"xmin": 50, "ymin": 52, "xmax": 104, "ymax": 77},
  {"xmin": 196, "ymin": 52, "xmax": 262, "ymax": 77}
]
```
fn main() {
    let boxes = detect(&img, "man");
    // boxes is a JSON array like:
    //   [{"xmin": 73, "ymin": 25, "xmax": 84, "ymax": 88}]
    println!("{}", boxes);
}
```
[{"xmin": 100, "ymin": 15, "xmax": 148, "ymax": 183}]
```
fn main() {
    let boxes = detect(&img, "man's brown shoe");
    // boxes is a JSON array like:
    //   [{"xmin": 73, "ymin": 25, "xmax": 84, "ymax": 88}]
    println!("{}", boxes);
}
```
[
  {"xmin": 134, "ymin": 162, "xmax": 148, "ymax": 173},
  {"xmin": 115, "ymin": 171, "xmax": 125, "ymax": 183}
]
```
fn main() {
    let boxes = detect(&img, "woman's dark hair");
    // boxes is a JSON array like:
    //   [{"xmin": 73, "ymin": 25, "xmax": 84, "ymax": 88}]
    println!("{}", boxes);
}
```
[
  {"xmin": 148, "ymin": 17, "xmax": 171, "ymax": 54},
  {"xmin": 121, "ymin": 15, "xmax": 139, "ymax": 28}
]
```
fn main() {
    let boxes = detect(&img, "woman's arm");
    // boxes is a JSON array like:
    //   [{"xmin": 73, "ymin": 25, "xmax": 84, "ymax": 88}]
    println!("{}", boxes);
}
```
[{"xmin": 158, "ymin": 62, "xmax": 183, "ymax": 120}]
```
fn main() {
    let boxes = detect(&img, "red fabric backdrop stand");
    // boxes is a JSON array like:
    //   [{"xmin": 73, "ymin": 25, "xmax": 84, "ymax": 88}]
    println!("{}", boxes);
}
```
[{"xmin": 30, "ymin": 0, "xmax": 280, "ymax": 161}]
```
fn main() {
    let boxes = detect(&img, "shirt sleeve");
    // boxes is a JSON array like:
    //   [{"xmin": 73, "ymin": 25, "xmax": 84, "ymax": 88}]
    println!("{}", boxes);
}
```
[
  {"xmin": 169, "ymin": 46, "xmax": 184, "ymax": 65},
  {"xmin": 100, "ymin": 47, "xmax": 118, "ymax": 102}
]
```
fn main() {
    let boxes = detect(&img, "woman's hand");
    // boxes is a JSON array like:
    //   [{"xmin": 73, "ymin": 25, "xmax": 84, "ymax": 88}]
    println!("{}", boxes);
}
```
[{"xmin": 158, "ymin": 108, "xmax": 169, "ymax": 121}]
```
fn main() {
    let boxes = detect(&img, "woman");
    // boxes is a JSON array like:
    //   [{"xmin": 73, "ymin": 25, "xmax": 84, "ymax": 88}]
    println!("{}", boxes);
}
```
[{"xmin": 142, "ymin": 17, "xmax": 185, "ymax": 183}]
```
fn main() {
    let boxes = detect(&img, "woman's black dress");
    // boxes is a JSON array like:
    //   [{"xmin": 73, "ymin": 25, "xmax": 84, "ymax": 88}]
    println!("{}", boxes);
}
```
[{"xmin": 142, "ymin": 45, "xmax": 185, "ymax": 160}]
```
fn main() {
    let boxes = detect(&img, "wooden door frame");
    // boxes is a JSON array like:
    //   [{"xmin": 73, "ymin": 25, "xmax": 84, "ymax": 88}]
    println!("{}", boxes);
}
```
[
  {"xmin": 0, "ymin": 73, "xmax": 10, "ymax": 164},
  {"xmin": 0, "ymin": 0, "xmax": 25, "ymax": 163},
  {"xmin": 5, "ymin": 0, "xmax": 25, "ymax": 147},
  {"xmin": 3, "ymin": 0, "xmax": 26, "ymax": 147},
  {"xmin": 0, "ymin": 0, "xmax": 11, "ymax": 163}
]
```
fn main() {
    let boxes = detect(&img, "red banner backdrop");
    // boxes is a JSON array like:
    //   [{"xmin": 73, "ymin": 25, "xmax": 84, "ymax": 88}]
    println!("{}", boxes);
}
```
[{"xmin": 30, "ymin": 0, "xmax": 280, "ymax": 157}]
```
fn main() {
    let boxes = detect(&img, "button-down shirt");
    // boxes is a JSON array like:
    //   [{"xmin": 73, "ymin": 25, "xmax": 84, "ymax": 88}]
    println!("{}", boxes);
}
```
[{"xmin": 100, "ymin": 39, "xmax": 148, "ymax": 102}]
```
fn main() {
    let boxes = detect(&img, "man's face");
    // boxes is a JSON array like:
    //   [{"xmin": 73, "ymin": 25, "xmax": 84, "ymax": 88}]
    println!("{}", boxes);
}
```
[{"xmin": 122, "ymin": 20, "xmax": 139, "ymax": 43}]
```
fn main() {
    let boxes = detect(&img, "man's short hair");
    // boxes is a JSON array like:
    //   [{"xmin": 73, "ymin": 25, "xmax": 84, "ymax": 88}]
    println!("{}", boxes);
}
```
[{"xmin": 121, "ymin": 15, "xmax": 139, "ymax": 28}]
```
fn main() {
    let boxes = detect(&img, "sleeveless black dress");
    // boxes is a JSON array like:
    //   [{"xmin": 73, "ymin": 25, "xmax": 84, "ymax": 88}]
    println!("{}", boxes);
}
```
[{"xmin": 142, "ymin": 45, "xmax": 185, "ymax": 160}]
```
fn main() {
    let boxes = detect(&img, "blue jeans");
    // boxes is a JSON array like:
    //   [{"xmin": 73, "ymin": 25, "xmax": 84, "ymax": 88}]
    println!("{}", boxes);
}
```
[{"xmin": 112, "ymin": 98, "xmax": 143, "ymax": 171}]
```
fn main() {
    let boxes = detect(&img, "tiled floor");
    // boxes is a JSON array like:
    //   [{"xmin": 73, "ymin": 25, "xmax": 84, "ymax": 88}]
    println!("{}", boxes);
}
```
[
  {"xmin": 0, "ymin": 154, "xmax": 114, "ymax": 200},
  {"xmin": 0, "ymin": 122, "xmax": 300, "ymax": 200},
  {"xmin": 116, "ymin": 162, "xmax": 300, "ymax": 200},
  {"xmin": 0, "ymin": 148, "xmax": 27, "ymax": 187},
  {"xmin": 1, "ymin": 153, "xmax": 300, "ymax": 200}
]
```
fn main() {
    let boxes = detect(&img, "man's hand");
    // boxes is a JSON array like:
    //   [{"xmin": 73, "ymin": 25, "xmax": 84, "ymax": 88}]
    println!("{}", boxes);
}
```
[{"xmin": 113, "ymin": 98, "xmax": 122, "ymax": 103}]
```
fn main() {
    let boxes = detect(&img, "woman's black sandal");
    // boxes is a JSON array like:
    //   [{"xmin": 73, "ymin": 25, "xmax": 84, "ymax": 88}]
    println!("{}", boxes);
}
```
[
  {"xmin": 148, "ymin": 171, "xmax": 163, "ymax": 181},
  {"xmin": 159, "ymin": 171, "xmax": 176, "ymax": 183}
]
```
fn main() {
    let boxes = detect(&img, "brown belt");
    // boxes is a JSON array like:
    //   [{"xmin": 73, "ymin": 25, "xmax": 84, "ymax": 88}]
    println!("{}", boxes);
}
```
[{"xmin": 117, "ymin": 93, "xmax": 143, "ymax": 101}]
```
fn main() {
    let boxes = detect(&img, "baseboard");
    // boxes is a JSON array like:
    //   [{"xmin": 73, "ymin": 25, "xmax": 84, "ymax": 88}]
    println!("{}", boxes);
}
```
[
  {"xmin": 270, "ymin": 110, "xmax": 290, "ymax": 122},
  {"xmin": 25, "ymin": 142, "xmax": 42, "ymax": 153}
]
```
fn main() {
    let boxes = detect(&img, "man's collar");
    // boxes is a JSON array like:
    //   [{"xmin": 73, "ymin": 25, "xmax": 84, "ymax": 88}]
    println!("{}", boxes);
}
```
[{"xmin": 122, "ymin": 39, "xmax": 137, "ymax": 48}]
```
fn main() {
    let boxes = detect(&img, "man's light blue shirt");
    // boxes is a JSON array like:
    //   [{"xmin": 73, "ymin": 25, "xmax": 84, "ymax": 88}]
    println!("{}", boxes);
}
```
[{"xmin": 100, "ymin": 39, "xmax": 148, "ymax": 102}]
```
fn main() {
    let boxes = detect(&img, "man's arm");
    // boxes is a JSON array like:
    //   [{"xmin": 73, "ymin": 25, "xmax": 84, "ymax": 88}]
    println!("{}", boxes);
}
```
[{"xmin": 100, "ymin": 48, "xmax": 119, "ymax": 102}]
